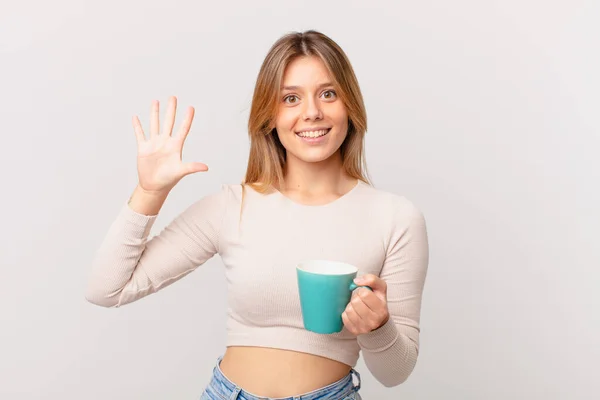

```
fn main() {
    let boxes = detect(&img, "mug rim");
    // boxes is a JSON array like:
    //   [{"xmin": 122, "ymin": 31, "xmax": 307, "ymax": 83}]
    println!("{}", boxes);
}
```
[{"xmin": 296, "ymin": 259, "xmax": 358, "ymax": 275}]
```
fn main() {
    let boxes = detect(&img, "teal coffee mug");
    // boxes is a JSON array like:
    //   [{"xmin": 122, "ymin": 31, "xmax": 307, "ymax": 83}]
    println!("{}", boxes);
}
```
[{"xmin": 296, "ymin": 260, "xmax": 372, "ymax": 334}]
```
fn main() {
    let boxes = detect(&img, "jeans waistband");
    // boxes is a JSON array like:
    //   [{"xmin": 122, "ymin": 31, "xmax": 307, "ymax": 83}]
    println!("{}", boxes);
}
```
[{"xmin": 206, "ymin": 356, "xmax": 361, "ymax": 399}]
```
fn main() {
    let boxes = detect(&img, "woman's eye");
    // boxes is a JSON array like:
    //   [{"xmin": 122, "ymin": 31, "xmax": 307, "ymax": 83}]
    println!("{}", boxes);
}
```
[
  {"xmin": 284, "ymin": 95, "xmax": 298, "ymax": 104},
  {"xmin": 322, "ymin": 90, "xmax": 337, "ymax": 99}
]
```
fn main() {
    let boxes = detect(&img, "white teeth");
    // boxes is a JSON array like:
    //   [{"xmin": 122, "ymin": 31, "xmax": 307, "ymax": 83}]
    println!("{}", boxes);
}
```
[{"xmin": 297, "ymin": 129, "xmax": 329, "ymax": 138}]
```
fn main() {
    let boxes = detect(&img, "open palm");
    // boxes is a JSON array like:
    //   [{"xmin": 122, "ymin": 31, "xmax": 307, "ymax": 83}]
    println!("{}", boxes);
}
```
[{"xmin": 132, "ymin": 96, "xmax": 208, "ymax": 193}]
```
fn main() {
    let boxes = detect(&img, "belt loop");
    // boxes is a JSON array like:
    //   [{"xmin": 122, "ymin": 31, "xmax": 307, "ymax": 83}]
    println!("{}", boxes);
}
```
[
  {"xmin": 228, "ymin": 386, "xmax": 242, "ymax": 400},
  {"xmin": 351, "ymin": 368, "xmax": 362, "ymax": 392}
]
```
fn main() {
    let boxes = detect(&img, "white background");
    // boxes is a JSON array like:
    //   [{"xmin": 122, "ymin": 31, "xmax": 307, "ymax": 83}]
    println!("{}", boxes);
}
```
[{"xmin": 1, "ymin": 1, "xmax": 598, "ymax": 398}]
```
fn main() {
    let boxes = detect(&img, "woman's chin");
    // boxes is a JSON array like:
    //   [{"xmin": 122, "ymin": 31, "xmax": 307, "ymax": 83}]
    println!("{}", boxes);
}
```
[{"xmin": 287, "ymin": 148, "xmax": 341, "ymax": 164}]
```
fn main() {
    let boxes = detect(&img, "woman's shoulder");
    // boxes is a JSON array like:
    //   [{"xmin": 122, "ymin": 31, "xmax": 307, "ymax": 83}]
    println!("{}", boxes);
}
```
[
  {"xmin": 219, "ymin": 182, "xmax": 274, "ymax": 202},
  {"xmin": 218, "ymin": 182, "xmax": 244, "ymax": 199},
  {"xmin": 202, "ymin": 182, "xmax": 272, "ymax": 208},
  {"xmin": 358, "ymin": 182, "xmax": 426, "ymax": 224}
]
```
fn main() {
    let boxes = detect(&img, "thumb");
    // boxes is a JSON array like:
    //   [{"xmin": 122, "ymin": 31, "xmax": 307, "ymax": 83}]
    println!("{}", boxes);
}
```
[
  {"xmin": 354, "ymin": 274, "xmax": 387, "ymax": 296},
  {"xmin": 182, "ymin": 162, "xmax": 209, "ymax": 176}
]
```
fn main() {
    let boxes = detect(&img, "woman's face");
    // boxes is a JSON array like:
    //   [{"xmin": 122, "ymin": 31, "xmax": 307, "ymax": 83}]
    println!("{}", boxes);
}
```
[{"xmin": 274, "ymin": 56, "xmax": 349, "ymax": 165}]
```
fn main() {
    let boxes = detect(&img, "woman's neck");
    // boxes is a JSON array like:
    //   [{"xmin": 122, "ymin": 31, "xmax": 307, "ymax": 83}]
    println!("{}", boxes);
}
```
[{"xmin": 279, "ymin": 152, "xmax": 356, "ymax": 199}]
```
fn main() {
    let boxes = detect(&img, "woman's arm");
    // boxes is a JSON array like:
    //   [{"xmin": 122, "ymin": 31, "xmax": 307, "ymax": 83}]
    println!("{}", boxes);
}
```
[
  {"xmin": 86, "ymin": 97, "xmax": 220, "ymax": 307},
  {"xmin": 85, "ymin": 185, "xmax": 228, "ymax": 308},
  {"xmin": 357, "ymin": 202, "xmax": 429, "ymax": 387}
]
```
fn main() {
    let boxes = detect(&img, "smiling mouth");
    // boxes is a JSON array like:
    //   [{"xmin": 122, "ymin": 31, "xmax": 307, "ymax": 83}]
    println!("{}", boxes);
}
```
[{"xmin": 295, "ymin": 128, "xmax": 331, "ymax": 138}]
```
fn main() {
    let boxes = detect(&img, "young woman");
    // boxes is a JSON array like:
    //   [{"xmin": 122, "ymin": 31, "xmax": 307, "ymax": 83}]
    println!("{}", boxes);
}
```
[{"xmin": 86, "ymin": 30, "xmax": 429, "ymax": 400}]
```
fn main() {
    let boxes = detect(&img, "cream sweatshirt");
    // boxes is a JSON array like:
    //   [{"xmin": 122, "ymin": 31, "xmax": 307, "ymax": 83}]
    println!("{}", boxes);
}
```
[{"xmin": 85, "ymin": 180, "xmax": 429, "ymax": 387}]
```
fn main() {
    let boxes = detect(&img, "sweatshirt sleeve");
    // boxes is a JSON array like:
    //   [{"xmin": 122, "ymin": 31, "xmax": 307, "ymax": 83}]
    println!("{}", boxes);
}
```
[
  {"xmin": 357, "ymin": 199, "xmax": 430, "ymax": 387},
  {"xmin": 85, "ymin": 185, "xmax": 229, "ymax": 308}
]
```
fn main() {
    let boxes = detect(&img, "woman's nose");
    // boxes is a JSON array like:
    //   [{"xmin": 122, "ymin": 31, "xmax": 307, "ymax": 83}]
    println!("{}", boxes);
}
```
[{"xmin": 302, "ymin": 98, "xmax": 323, "ymax": 120}]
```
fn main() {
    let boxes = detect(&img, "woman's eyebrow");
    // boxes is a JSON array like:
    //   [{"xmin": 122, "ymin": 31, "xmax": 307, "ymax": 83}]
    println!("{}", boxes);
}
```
[{"xmin": 281, "ymin": 82, "xmax": 334, "ymax": 91}]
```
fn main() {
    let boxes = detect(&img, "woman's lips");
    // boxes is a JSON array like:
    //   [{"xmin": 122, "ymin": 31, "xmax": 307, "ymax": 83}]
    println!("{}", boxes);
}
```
[{"xmin": 295, "ymin": 128, "xmax": 331, "ymax": 144}]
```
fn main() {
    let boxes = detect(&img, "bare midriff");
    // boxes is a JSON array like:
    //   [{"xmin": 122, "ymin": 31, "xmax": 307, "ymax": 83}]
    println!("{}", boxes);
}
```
[{"xmin": 218, "ymin": 346, "xmax": 352, "ymax": 398}]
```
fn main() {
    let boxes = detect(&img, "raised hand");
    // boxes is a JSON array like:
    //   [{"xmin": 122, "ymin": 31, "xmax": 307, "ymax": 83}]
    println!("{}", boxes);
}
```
[{"xmin": 132, "ymin": 96, "xmax": 208, "ymax": 195}]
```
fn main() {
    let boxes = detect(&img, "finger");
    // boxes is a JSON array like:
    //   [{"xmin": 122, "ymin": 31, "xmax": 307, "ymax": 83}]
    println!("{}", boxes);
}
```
[
  {"xmin": 182, "ymin": 162, "xmax": 209, "ymax": 176},
  {"xmin": 342, "ymin": 310, "xmax": 358, "ymax": 334},
  {"xmin": 162, "ymin": 96, "xmax": 177, "ymax": 136},
  {"xmin": 350, "ymin": 293, "xmax": 373, "ymax": 319},
  {"xmin": 176, "ymin": 106, "xmax": 195, "ymax": 140},
  {"xmin": 354, "ymin": 274, "xmax": 387, "ymax": 297},
  {"xmin": 344, "ymin": 303, "xmax": 363, "ymax": 326},
  {"xmin": 356, "ymin": 288, "xmax": 382, "ymax": 313},
  {"xmin": 132, "ymin": 116, "xmax": 145, "ymax": 144},
  {"xmin": 150, "ymin": 100, "xmax": 159, "ymax": 137}
]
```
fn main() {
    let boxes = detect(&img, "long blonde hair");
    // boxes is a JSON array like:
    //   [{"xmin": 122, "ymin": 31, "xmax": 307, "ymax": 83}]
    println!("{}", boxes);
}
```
[{"xmin": 242, "ymin": 30, "xmax": 371, "ymax": 194}]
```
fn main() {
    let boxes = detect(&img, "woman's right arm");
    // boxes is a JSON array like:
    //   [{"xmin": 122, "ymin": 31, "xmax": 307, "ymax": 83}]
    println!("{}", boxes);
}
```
[
  {"xmin": 85, "ymin": 96, "xmax": 216, "ymax": 308},
  {"xmin": 85, "ymin": 185, "xmax": 227, "ymax": 308}
]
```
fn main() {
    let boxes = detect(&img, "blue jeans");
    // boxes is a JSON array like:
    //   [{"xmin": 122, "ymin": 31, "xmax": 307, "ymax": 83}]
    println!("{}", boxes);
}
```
[{"xmin": 201, "ymin": 357, "xmax": 362, "ymax": 400}]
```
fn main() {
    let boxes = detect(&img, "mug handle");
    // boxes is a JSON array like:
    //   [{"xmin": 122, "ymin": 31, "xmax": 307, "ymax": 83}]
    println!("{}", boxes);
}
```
[{"xmin": 349, "ymin": 282, "xmax": 373, "ymax": 292}]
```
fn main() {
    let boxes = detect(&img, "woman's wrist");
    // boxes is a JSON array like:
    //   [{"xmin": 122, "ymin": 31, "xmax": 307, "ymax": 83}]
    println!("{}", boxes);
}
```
[{"xmin": 127, "ymin": 185, "xmax": 170, "ymax": 216}]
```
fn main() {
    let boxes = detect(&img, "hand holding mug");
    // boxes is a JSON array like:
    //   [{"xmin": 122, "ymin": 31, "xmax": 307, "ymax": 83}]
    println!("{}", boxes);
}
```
[
  {"xmin": 296, "ymin": 260, "xmax": 381, "ymax": 334},
  {"xmin": 342, "ymin": 274, "xmax": 390, "ymax": 335}
]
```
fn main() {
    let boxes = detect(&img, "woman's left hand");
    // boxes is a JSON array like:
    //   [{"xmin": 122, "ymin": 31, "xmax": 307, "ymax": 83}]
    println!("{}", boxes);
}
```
[{"xmin": 342, "ymin": 274, "xmax": 390, "ymax": 335}]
